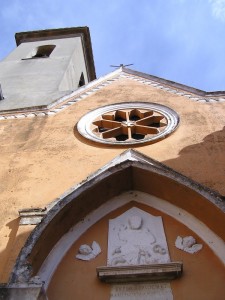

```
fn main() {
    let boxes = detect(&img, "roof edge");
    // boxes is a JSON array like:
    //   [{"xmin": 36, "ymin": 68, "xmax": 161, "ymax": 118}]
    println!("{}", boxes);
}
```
[
  {"xmin": 122, "ymin": 67, "xmax": 225, "ymax": 97},
  {"xmin": 1, "ymin": 66, "xmax": 225, "ymax": 120}
]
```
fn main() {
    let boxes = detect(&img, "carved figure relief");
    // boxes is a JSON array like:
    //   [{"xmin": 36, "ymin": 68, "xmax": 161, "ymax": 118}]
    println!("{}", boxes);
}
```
[
  {"xmin": 175, "ymin": 236, "xmax": 203, "ymax": 254},
  {"xmin": 108, "ymin": 207, "xmax": 170, "ymax": 266},
  {"xmin": 107, "ymin": 207, "xmax": 173, "ymax": 300},
  {"xmin": 76, "ymin": 241, "xmax": 101, "ymax": 261}
]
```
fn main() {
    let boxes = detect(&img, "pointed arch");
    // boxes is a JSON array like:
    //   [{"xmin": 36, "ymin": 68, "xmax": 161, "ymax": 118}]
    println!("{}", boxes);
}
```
[{"xmin": 9, "ymin": 150, "xmax": 225, "ymax": 287}]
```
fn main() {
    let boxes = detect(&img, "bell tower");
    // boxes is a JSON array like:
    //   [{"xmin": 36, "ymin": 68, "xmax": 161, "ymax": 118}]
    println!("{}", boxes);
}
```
[{"xmin": 0, "ymin": 27, "xmax": 96, "ymax": 112}]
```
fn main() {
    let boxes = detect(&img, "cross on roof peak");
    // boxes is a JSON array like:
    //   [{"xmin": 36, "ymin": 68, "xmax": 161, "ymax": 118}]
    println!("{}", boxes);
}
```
[{"xmin": 110, "ymin": 63, "xmax": 133, "ymax": 68}]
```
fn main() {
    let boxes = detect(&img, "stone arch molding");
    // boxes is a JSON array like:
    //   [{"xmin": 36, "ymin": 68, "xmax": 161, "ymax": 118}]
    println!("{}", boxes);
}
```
[{"xmin": 9, "ymin": 150, "xmax": 225, "ymax": 292}]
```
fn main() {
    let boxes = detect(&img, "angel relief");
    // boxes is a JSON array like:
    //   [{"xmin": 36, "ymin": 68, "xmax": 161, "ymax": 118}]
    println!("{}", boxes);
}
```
[{"xmin": 76, "ymin": 241, "xmax": 101, "ymax": 261}]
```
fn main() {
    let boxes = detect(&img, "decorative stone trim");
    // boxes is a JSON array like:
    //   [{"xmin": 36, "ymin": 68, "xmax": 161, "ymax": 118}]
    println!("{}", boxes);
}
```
[
  {"xmin": 120, "ymin": 73, "xmax": 225, "ymax": 103},
  {"xmin": 0, "ymin": 68, "xmax": 225, "ymax": 120}
]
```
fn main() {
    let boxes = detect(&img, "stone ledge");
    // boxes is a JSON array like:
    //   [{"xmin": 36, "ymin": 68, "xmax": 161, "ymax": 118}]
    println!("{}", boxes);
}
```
[
  {"xmin": 0, "ymin": 284, "xmax": 47, "ymax": 300},
  {"xmin": 97, "ymin": 262, "xmax": 183, "ymax": 283},
  {"xmin": 19, "ymin": 208, "xmax": 47, "ymax": 225}
]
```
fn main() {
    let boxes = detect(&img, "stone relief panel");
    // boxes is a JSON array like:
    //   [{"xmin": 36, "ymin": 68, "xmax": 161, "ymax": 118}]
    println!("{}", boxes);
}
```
[
  {"xmin": 108, "ymin": 207, "xmax": 170, "ymax": 266},
  {"xmin": 107, "ymin": 207, "xmax": 173, "ymax": 300}
]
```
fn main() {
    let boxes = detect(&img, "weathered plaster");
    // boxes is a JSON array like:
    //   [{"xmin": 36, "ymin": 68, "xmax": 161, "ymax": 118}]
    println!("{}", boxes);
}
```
[
  {"xmin": 7, "ymin": 150, "xmax": 225, "ymax": 288},
  {"xmin": 0, "ymin": 73, "xmax": 225, "ymax": 283}
]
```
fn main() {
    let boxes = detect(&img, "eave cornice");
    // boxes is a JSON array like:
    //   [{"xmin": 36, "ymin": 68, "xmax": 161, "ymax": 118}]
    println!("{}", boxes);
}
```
[{"xmin": 1, "ymin": 67, "xmax": 225, "ymax": 121}]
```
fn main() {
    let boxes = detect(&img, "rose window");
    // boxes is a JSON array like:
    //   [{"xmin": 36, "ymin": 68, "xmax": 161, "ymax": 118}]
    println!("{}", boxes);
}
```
[{"xmin": 77, "ymin": 102, "xmax": 179, "ymax": 145}]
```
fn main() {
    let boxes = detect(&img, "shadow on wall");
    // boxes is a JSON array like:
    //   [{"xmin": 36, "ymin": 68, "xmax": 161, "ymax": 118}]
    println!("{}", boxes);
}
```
[
  {"xmin": 0, "ymin": 219, "xmax": 31, "ymax": 283},
  {"xmin": 163, "ymin": 126, "xmax": 225, "ymax": 195}
]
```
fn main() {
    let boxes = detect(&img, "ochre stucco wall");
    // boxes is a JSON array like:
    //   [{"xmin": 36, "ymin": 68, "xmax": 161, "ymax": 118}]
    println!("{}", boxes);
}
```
[{"xmin": 0, "ymin": 78, "xmax": 225, "ymax": 281}]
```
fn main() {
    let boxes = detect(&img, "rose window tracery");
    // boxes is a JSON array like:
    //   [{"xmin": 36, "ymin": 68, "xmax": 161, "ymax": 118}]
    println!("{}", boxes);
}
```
[
  {"xmin": 92, "ymin": 108, "xmax": 167, "ymax": 142},
  {"xmin": 77, "ymin": 102, "xmax": 179, "ymax": 145}
]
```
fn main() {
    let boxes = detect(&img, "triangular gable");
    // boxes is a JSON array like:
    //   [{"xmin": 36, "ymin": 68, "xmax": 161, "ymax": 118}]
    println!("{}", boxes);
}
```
[{"xmin": 1, "ymin": 67, "xmax": 225, "ymax": 120}]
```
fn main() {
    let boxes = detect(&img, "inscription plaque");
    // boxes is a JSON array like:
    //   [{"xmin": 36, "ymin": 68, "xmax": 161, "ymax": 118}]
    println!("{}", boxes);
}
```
[{"xmin": 111, "ymin": 282, "xmax": 173, "ymax": 300}]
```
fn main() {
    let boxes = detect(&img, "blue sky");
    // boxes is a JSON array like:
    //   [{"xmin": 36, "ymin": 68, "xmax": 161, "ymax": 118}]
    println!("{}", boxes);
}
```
[{"xmin": 0, "ymin": 0, "xmax": 225, "ymax": 91}]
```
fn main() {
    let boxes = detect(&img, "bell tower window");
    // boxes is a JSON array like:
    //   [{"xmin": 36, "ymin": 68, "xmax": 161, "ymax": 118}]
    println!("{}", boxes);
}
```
[
  {"xmin": 24, "ymin": 45, "xmax": 56, "ymax": 59},
  {"xmin": 78, "ymin": 72, "xmax": 85, "ymax": 87}
]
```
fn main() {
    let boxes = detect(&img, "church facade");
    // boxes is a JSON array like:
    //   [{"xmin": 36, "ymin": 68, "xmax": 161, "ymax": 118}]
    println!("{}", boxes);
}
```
[{"xmin": 0, "ymin": 27, "xmax": 224, "ymax": 299}]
